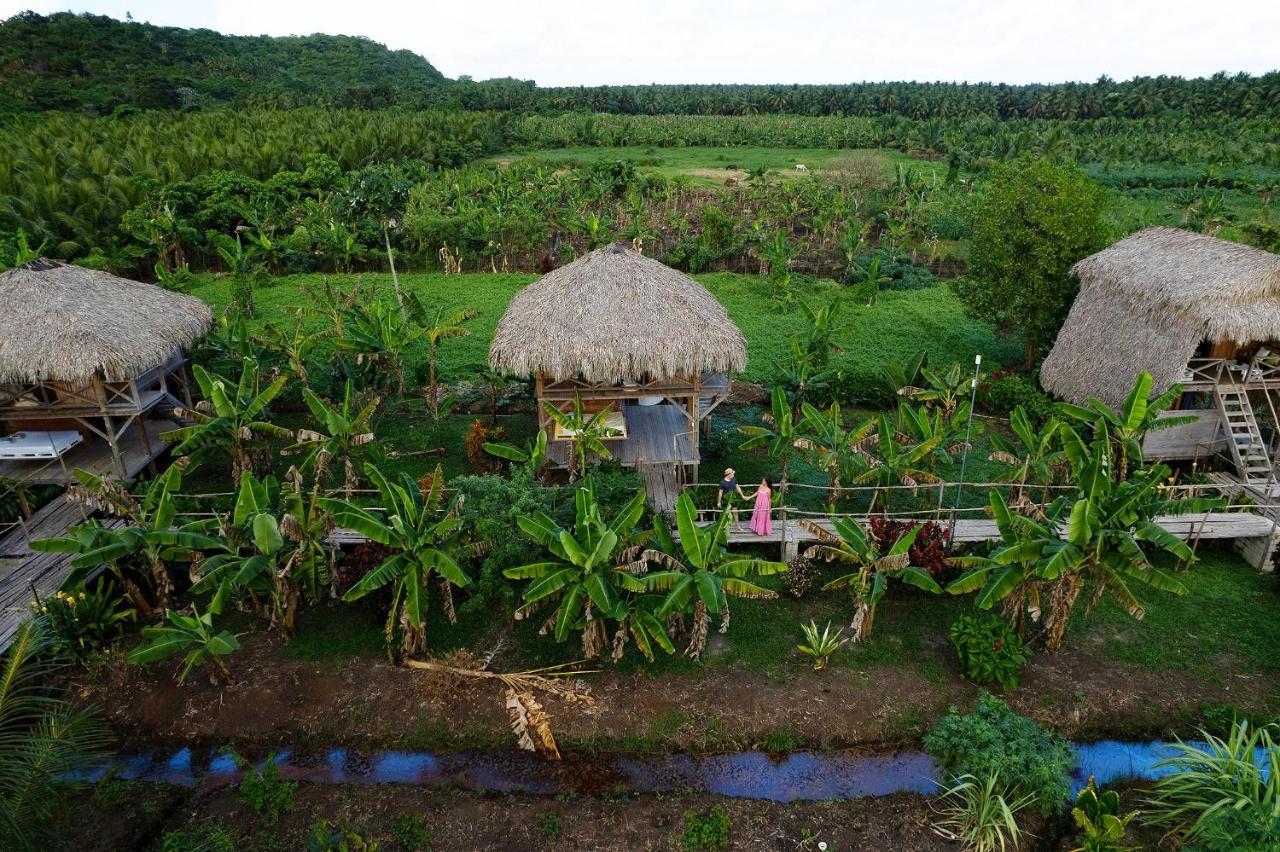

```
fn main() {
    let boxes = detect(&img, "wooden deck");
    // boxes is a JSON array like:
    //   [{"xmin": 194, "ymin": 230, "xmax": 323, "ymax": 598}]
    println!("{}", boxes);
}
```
[
  {"xmin": 547, "ymin": 403, "xmax": 696, "ymax": 467},
  {"xmin": 0, "ymin": 417, "xmax": 175, "ymax": 486},
  {"xmin": 717, "ymin": 510, "xmax": 1279, "ymax": 565},
  {"xmin": 0, "ymin": 497, "xmax": 114, "ymax": 651}
]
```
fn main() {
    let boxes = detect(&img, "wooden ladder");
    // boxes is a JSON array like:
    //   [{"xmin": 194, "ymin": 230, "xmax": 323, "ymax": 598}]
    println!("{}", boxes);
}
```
[{"xmin": 1215, "ymin": 384, "xmax": 1272, "ymax": 485}]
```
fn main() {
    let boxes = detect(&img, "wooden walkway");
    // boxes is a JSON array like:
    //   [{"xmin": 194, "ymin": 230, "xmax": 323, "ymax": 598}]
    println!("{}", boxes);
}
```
[
  {"xmin": 0, "ymin": 417, "xmax": 175, "ymax": 486},
  {"xmin": 718, "ymin": 510, "xmax": 1279, "ymax": 566},
  {"xmin": 0, "ymin": 498, "xmax": 110, "ymax": 651},
  {"xmin": 546, "ymin": 404, "xmax": 696, "ymax": 467}
]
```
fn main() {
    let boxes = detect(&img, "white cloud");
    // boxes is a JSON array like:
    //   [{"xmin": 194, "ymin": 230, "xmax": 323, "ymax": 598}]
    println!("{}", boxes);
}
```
[{"xmin": 3, "ymin": 0, "xmax": 1277, "ymax": 85}]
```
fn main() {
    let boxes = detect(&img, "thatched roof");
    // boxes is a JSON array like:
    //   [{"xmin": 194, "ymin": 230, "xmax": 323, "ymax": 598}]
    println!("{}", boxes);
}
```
[
  {"xmin": 489, "ymin": 244, "xmax": 747, "ymax": 382},
  {"xmin": 1041, "ymin": 227, "xmax": 1280, "ymax": 407},
  {"xmin": 0, "ymin": 260, "xmax": 212, "ymax": 384}
]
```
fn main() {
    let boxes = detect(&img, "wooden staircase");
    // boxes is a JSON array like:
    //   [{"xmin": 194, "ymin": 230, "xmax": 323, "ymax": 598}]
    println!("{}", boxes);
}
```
[{"xmin": 1215, "ymin": 385, "xmax": 1274, "ymax": 485}]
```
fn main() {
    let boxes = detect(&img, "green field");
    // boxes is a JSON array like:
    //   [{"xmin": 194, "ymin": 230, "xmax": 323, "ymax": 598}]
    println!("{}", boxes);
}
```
[
  {"xmin": 488, "ymin": 145, "xmax": 945, "ymax": 186},
  {"xmin": 189, "ymin": 271, "xmax": 1020, "ymax": 386}
]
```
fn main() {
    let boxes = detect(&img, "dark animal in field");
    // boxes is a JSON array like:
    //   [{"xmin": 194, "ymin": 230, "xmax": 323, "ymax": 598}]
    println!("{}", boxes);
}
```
[{"xmin": 724, "ymin": 177, "xmax": 738, "ymax": 187}]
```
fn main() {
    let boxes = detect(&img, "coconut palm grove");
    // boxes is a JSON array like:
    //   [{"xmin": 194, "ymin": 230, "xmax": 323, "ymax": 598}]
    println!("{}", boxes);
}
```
[{"xmin": 1, "ymin": 7, "xmax": 1279, "ymax": 850}]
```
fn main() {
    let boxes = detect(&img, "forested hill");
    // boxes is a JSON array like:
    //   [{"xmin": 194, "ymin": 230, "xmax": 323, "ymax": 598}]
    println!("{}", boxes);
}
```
[{"xmin": 0, "ymin": 11, "xmax": 446, "ymax": 113}]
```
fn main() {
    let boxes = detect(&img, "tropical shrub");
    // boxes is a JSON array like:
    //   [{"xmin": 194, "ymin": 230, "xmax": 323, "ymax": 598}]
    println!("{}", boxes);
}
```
[
  {"xmin": 931, "ymin": 772, "xmax": 1035, "ymax": 852},
  {"xmin": 924, "ymin": 692, "xmax": 1074, "ymax": 816},
  {"xmin": 844, "ymin": 249, "xmax": 937, "ymax": 291},
  {"xmin": 0, "ymin": 621, "xmax": 111, "ymax": 851},
  {"xmin": 1071, "ymin": 776, "xmax": 1138, "ymax": 852},
  {"xmin": 238, "ymin": 755, "xmax": 296, "ymax": 827},
  {"xmin": 34, "ymin": 581, "xmax": 134, "ymax": 663},
  {"xmin": 983, "ymin": 372, "xmax": 1055, "ymax": 426},
  {"xmin": 127, "ymin": 605, "xmax": 240, "ymax": 684},
  {"xmin": 949, "ymin": 614, "xmax": 1031, "ymax": 691},
  {"xmin": 1143, "ymin": 720, "xmax": 1279, "ymax": 849},
  {"xmin": 464, "ymin": 419, "xmax": 505, "ymax": 474},
  {"xmin": 451, "ymin": 473, "xmax": 557, "ymax": 608},
  {"xmin": 866, "ymin": 517, "xmax": 951, "ymax": 576},
  {"xmin": 506, "ymin": 485, "xmax": 671, "ymax": 661}
]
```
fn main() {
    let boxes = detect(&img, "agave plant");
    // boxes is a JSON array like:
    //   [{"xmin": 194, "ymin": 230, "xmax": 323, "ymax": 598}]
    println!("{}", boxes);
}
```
[
  {"xmin": 796, "ymin": 620, "xmax": 849, "ymax": 671},
  {"xmin": 642, "ymin": 493, "xmax": 786, "ymax": 659},
  {"xmin": 804, "ymin": 516, "xmax": 940, "ymax": 641}
]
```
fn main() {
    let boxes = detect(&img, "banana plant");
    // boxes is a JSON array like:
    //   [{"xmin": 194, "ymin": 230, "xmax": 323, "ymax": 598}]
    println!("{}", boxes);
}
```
[
  {"xmin": 543, "ymin": 398, "xmax": 620, "ymax": 481},
  {"xmin": 897, "ymin": 361, "xmax": 973, "ymax": 417},
  {"xmin": 321, "ymin": 465, "xmax": 469, "ymax": 660},
  {"xmin": 947, "ymin": 424, "xmax": 1221, "ymax": 651},
  {"xmin": 641, "ymin": 493, "xmax": 786, "ymax": 660},
  {"xmin": 739, "ymin": 385, "xmax": 804, "ymax": 493},
  {"xmin": 406, "ymin": 296, "xmax": 477, "ymax": 420},
  {"xmin": 334, "ymin": 298, "xmax": 425, "ymax": 396},
  {"xmin": 483, "ymin": 429, "xmax": 549, "ymax": 480},
  {"xmin": 282, "ymin": 380, "xmax": 379, "ymax": 496},
  {"xmin": 803, "ymin": 516, "xmax": 940, "ymax": 641},
  {"xmin": 164, "ymin": 359, "xmax": 292, "ymax": 487},
  {"xmin": 32, "ymin": 465, "xmax": 220, "ymax": 616},
  {"xmin": 127, "ymin": 604, "xmax": 240, "ymax": 685},
  {"xmin": 851, "ymin": 414, "xmax": 943, "ymax": 512},
  {"xmin": 505, "ymin": 486, "xmax": 669, "ymax": 661},
  {"xmin": 988, "ymin": 405, "xmax": 1065, "ymax": 501},
  {"xmin": 192, "ymin": 473, "xmax": 304, "ymax": 637},
  {"xmin": 1056, "ymin": 370, "xmax": 1195, "ymax": 479},
  {"xmin": 795, "ymin": 401, "xmax": 875, "ymax": 507},
  {"xmin": 253, "ymin": 314, "xmax": 324, "ymax": 385}
]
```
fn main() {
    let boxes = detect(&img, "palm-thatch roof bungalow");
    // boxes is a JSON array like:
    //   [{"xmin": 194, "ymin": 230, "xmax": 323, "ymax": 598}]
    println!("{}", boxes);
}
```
[
  {"xmin": 490, "ymin": 243, "xmax": 745, "ymax": 508},
  {"xmin": 0, "ymin": 260, "xmax": 211, "ymax": 487},
  {"xmin": 1041, "ymin": 227, "xmax": 1280, "ymax": 484}
]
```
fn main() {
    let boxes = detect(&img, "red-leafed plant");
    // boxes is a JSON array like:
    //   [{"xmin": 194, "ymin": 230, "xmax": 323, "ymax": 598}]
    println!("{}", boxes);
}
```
[{"xmin": 867, "ymin": 516, "xmax": 951, "ymax": 576}]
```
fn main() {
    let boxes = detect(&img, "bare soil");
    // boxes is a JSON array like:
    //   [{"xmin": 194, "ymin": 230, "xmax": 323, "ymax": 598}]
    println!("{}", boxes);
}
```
[
  {"xmin": 56, "ymin": 782, "xmax": 960, "ymax": 851},
  {"xmin": 77, "ymin": 622, "xmax": 1270, "ymax": 755}
]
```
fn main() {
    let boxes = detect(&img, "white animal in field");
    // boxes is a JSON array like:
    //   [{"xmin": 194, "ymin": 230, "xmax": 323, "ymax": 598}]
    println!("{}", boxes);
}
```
[{"xmin": 795, "ymin": 164, "xmax": 808, "ymax": 172}]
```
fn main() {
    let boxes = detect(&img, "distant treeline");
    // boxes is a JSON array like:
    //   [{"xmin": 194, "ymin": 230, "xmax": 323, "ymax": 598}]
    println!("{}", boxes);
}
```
[{"xmin": 3, "ymin": 11, "xmax": 1278, "ymax": 120}]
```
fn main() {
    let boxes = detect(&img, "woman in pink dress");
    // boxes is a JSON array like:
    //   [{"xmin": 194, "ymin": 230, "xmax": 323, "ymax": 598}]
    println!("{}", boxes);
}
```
[{"xmin": 748, "ymin": 477, "xmax": 773, "ymax": 536}]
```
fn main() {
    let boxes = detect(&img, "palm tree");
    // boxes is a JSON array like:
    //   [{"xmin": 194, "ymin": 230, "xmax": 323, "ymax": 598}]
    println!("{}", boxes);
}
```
[
  {"xmin": 321, "ymin": 465, "xmax": 469, "ymax": 660},
  {"xmin": 31, "ymin": 466, "xmax": 220, "ymax": 615},
  {"xmin": 642, "ymin": 494, "xmax": 786, "ymax": 659},
  {"xmin": 505, "ymin": 487, "xmax": 669, "ymax": 661},
  {"xmin": 0, "ymin": 621, "xmax": 111, "ymax": 850},
  {"xmin": 543, "ymin": 398, "xmax": 621, "ymax": 481},
  {"xmin": 947, "ymin": 426, "xmax": 1220, "ymax": 652},
  {"xmin": 165, "ymin": 359, "xmax": 292, "ymax": 487},
  {"xmin": 803, "ymin": 516, "xmax": 940, "ymax": 641},
  {"xmin": 282, "ymin": 381, "xmax": 379, "ymax": 496}
]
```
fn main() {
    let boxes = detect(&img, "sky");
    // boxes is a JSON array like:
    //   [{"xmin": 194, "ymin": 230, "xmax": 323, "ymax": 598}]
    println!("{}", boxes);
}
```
[{"xmin": 3, "ymin": 0, "xmax": 1278, "ymax": 86}]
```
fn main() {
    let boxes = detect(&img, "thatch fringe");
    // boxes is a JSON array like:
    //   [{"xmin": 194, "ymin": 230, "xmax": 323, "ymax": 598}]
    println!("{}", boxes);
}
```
[
  {"xmin": 0, "ymin": 260, "xmax": 212, "ymax": 384},
  {"xmin": 488, "ymin": 243, "xmax": 747, "ymax": 382},
  {"xmin": 1042, "ymin": 228, "xmax": 1280, "ymax": 407}
]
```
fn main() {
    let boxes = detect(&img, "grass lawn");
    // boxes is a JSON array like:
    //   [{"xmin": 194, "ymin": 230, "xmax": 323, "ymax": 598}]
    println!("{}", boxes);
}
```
[
  {"xmin": 486, "ymin": 145, "xmax": 946, "ymax": 187},
  {"xmin": 189, "ymin": 271, "xmax": 1021, "ymax": 388}
]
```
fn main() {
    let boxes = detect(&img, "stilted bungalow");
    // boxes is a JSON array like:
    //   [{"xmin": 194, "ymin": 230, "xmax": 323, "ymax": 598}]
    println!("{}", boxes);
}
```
[
  {"xmin": 1042, "ymin": 225, "xmax": 1280, "ymax": 490},
  {"xmin": 0, "ymin": 260, "xmax": 212, "ymax": 493},
  {"xmin": 489, "ymin": 243, "xmax": 746, "ymax": 511}
]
